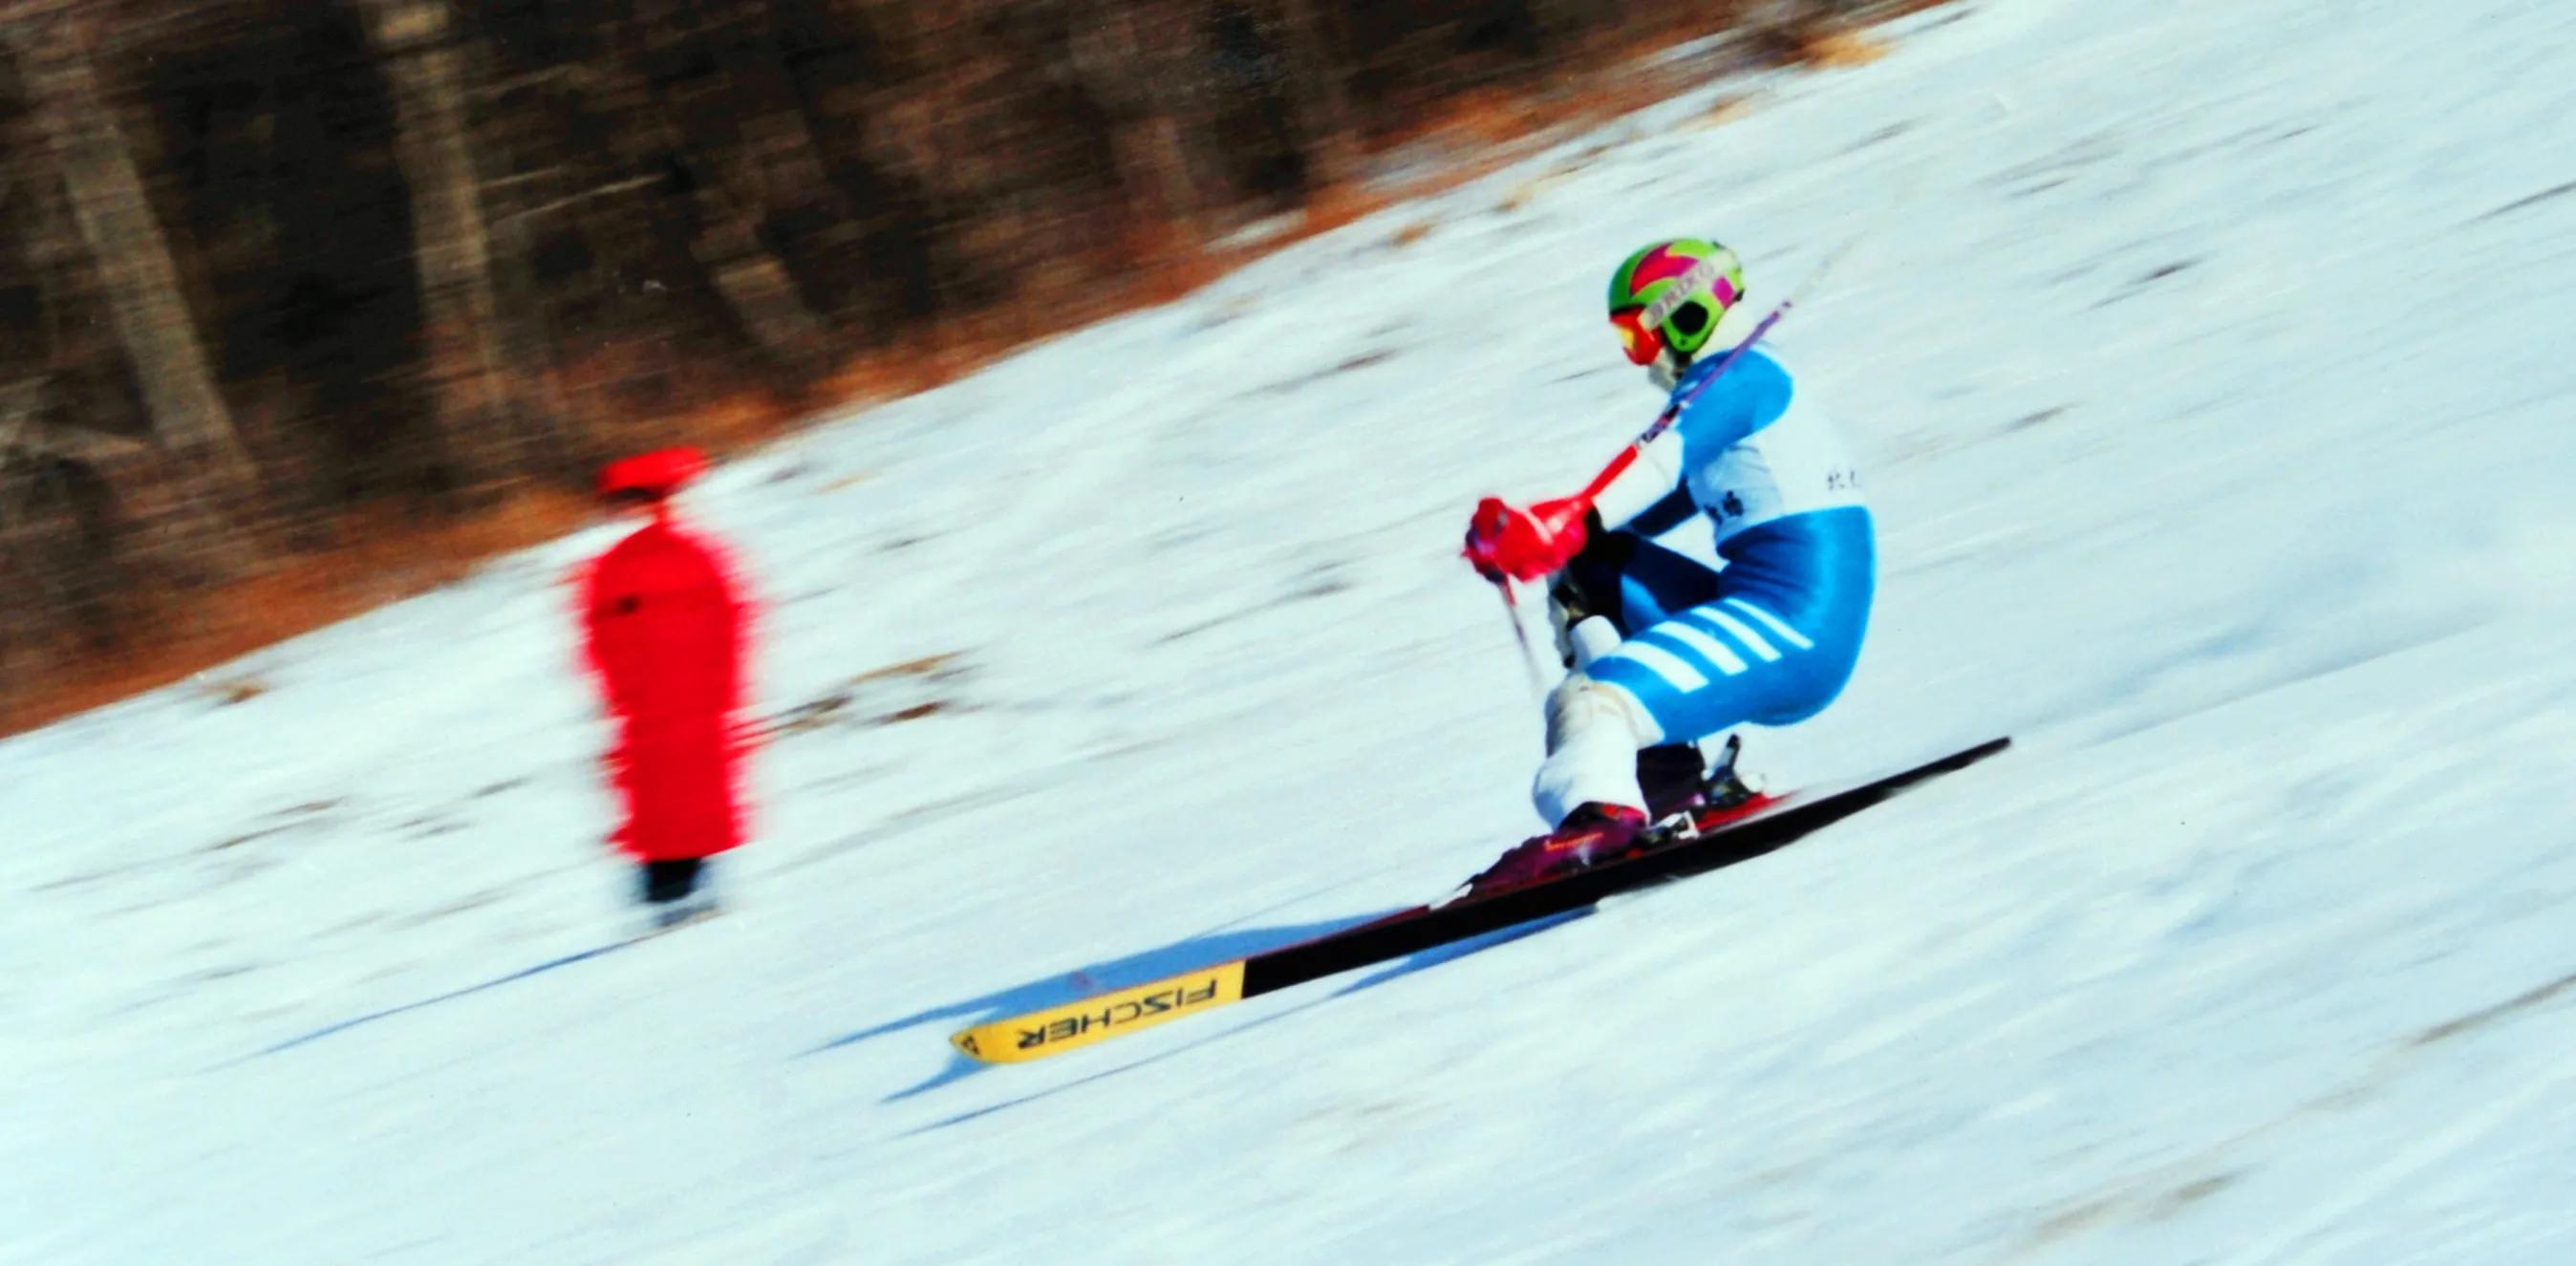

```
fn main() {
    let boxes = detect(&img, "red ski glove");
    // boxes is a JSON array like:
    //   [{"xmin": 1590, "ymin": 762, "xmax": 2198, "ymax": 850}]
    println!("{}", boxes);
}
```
[{"xmin": 1463, "ymin": 494, "xmax": 1593, "ymax": 583}]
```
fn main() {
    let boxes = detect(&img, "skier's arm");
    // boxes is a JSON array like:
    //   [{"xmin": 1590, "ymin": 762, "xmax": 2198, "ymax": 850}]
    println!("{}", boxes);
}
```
[
  {"xmin": 1463, "ymin": 374, "xmax": 1764, "ymax": 582},
  {"xmin": 1582, "ymin": 372, "xmax": 1771, "ymax": 528},
  {"xmin": 1581, "ymin": 425, "xmax": 1687, "ymax": 532},
  {"xmin": 1462, "ymin": 425, "xmax": 1685, "ymax": 582},
  {"xmin": 1463, "ymin": 409, "xmax": 1706, "ymax": 582}
]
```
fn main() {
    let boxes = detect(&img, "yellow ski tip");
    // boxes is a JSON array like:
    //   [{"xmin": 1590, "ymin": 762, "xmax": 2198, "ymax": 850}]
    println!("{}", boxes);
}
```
[{"xmin": 950, "ymin": 962, "xmax": 1247, "ymax": 1064}]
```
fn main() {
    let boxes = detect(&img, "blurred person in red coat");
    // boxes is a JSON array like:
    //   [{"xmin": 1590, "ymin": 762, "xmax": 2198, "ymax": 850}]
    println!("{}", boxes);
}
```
[{"xmin": 577, "ymin": 448, "xmax": 752, "ymax": 928}]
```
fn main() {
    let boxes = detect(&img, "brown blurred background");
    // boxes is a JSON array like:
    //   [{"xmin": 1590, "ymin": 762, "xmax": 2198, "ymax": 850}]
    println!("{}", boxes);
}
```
[{"xmin": 0, "ymin": 0, "xmax": 1903, "ymax": 731}]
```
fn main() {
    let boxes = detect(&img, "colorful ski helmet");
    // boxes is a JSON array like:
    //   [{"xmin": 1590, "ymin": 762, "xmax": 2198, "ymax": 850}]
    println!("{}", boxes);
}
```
[{"xmin": 1606, "ymin": 239, "xmax": 1745, "ymax": 369}]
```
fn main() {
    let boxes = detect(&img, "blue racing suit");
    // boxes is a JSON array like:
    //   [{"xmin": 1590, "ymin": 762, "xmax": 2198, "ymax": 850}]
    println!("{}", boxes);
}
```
[{"xmin": 1568, "ymin": 349, "xmax": 1875, "ymax": 744}]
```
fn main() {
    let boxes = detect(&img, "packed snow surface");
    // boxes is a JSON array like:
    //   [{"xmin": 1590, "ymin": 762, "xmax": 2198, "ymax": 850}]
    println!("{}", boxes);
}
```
[{"xmin": 9, "ymin": 0, "xmax": 2576, "ymax": 1261}]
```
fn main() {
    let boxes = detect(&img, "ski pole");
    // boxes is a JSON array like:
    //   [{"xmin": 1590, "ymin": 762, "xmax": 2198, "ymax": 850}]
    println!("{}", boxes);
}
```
[{"xmin": 1493, "ymin": 578, "xmax": 1551, "ymax": 700}]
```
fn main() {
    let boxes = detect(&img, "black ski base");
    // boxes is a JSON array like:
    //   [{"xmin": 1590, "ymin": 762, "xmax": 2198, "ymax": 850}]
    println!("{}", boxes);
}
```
[{"xmin": 1237, "ymin": 737, "xmax": 2010, "ymax": 1000}]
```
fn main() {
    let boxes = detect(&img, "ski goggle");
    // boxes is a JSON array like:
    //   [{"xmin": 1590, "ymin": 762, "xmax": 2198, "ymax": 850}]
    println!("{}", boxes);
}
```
[{"xmin": 1611, "ymin": 308, "xmax": 1664, "ymax": 366}]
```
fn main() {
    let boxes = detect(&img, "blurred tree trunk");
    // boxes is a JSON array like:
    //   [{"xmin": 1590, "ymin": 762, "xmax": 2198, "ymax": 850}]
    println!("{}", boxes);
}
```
[
  {"xmin": 1273, "ymin": 0, "xmax": 1363, "ymax": 187},
  {"xmin": 10, "ymin": 13, "xmax": 262, "ymax": 526},
  {"xmin": 612, "ymin": 0, "xmax": 832, "ymax": 377},
  {"xmin": 674, "ymin": 132, "xmax": 834, "ymax": 379},
  {"xmin": 0, "ymin": 378, "xmax": 147, "ymax": 642},
  {"xmin": 688, "ymin": 0, "xmax": 861, "ymax": 291},
  {"xmin": 480, "ymin": 195, "xmax": 592, "ymax": 478},
  {"xmin": 2, "ymin": 157, "xmax": 256, "ymax": 605},
  {"xmin": 476, "ymin": 42, "xmax": 680, "ymax": 469},
  {"xmin": 351, "ymin": 0, "xmax": 529, "ymax": 493},
  {"xmin": 1067, "ymin": 0, "xmax": 1213, "ymax": 247},
  {"xmin": 0, "ymin": 383, "xmax": 129, "ymax": 683}
]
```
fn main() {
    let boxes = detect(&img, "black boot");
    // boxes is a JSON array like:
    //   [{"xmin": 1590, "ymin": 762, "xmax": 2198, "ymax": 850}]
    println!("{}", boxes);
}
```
[
  {"xmin": 1699, "ymin": 734, "xmax": 1756, "ymax": 810},
  {"xmin": 636, "ymin": 858, "xmax": 719, "ymax": 930},
  {"xmin": 638, "ymin": 857, "xmax": 705, "ymax": 904},
  {"xmin": 1636, "ymin": 743, "xmax": 1710, "ymax": 820},
  {"xmin": 1635, "ymin": 735, "xmax": 1757, "ymax": 821}
]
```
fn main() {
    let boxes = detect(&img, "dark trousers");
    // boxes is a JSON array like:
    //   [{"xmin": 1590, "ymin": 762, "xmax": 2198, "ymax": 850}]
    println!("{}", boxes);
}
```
[{"xmin": 638, "ymin": 857, "xmax": 706, "ymax": 904}]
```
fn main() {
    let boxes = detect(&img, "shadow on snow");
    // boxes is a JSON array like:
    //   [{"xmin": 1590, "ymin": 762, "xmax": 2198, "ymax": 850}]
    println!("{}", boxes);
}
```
[{"xmin": 233, "ymin": 938, "xmax": 638, "ymax": 1064}]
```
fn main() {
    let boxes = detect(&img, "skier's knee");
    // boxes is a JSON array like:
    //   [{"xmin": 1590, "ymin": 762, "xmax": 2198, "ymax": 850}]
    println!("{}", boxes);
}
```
[{"xmin": 1544, "ymin": 674, "xmax": 1663, "ymax": 751}]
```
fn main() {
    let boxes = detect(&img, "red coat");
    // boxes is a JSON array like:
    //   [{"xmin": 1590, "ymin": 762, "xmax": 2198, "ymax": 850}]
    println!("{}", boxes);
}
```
[{"xmin": 578, "ymin": 516, "xmax": 752, "ymax": 862}]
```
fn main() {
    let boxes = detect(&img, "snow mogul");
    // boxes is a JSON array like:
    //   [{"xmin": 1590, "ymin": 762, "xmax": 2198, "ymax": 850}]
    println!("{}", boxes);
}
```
[{"xmin": 1461, "ymin": 239, "xmax": 1874, "ymax": 889}]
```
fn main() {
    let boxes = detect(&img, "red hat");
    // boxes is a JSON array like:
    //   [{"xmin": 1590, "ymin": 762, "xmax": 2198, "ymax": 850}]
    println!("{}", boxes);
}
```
[{"xmin": 597, "ymin": 447, "xmax": 706, "ymax": 502}]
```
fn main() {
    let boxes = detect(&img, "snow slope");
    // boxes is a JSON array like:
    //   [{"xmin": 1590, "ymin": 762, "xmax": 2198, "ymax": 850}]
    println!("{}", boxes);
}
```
[{"xmin": 9, "ymin": 0, "xmax": 2576, "ymax": 1261}]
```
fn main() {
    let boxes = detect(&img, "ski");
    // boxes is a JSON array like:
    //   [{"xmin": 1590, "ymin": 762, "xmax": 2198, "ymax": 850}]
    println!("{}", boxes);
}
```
[{"xmin": 949, "ymin": 737, "xmax": 2009, "ymax": 1064}]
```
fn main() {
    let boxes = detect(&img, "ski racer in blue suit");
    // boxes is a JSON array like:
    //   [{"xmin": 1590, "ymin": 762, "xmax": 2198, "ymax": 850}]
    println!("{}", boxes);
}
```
[{"xmin": 1461, "ymin": 239, "xmax": 1875, "ymax": 888}]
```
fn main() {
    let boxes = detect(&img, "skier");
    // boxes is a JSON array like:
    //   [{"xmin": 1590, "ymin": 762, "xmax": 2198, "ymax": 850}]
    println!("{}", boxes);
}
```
[
  {"xmin": 576, "ymin": 447, "xmax": 754, "ymax": 928},
  {"xmin": 1461, "ymin": 239, "xmax": 1874, "ymax": 889}
]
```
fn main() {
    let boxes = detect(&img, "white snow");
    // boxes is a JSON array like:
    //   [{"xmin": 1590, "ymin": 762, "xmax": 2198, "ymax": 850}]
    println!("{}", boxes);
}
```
[{"xmin": 10, "ymin": 0, "xmax": 2576, "ymax": 1261}]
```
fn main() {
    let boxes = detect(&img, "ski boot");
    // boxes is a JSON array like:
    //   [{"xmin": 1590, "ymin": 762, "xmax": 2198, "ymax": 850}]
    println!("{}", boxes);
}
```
[
  {"xmin": 637, "ymin": 858, "xmax": 721, "ymax": 934},
  {"xmin": 1698, "ymin": 734, "xmax": 1758, "ymax": 811},
  {"xmin": 1467, "ymin": 802, "xmax": 1652, "ymax": 893},
  {"xmin": 1637, "ymin": 735, "xmax": 1759, "ymax": 824},
  {"xmin": 1637, "ymin": 743, "xmax": 1709, "ymax": 821}
]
